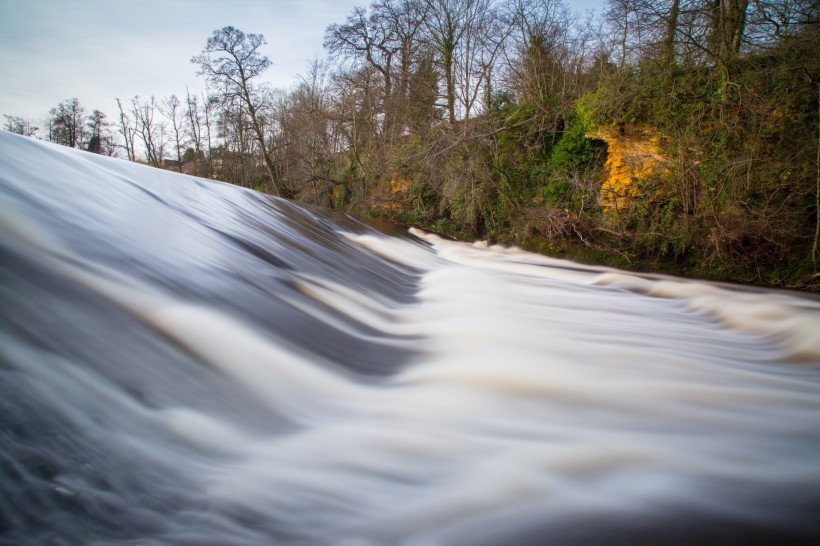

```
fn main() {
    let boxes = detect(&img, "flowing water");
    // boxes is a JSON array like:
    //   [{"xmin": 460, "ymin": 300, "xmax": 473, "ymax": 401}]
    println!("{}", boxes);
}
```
[{"xmin": 1, "ymin": 131, "xmax": 820, "ymax": 545}]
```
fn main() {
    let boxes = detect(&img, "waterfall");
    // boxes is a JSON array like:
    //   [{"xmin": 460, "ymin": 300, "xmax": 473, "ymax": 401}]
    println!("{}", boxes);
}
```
[{"xmin": 2, "ymin": 131, "xmax": 819, "ymax": 545}]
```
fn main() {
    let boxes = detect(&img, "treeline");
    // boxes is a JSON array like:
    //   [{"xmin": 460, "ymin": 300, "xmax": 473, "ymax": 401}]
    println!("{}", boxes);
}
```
[
  {"xmin": 4, "ymin": 0, "xmax": 819, "ymax": 287},
  {"xmin": 5, "ymin": 98, "xmax": 117, "ymax": 156}
]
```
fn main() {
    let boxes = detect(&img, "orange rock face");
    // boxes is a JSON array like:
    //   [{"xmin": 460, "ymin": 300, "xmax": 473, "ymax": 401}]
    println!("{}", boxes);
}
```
[{"xmin": 592, "ymin": 126, "xmax": 670, "ymax": 210}]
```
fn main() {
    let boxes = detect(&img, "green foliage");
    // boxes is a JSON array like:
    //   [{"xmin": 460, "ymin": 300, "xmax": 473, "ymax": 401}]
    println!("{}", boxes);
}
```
[
  {"xmin": 539, "ymin": 181, "xmax": 570, "ymax": 207},
  {"xmin": 487, "ymin": 90, "xmax": 515, "ymax": 113},
  {"xmin": 398, "ymin": 178, "xmax": 438, "ymax": 227},
  {"xmin": 548, "ymin": 122, "xmax": 605, "ymax": 175},
  {"xmin": 332, "ymin": 183, "xmax": 349, "ymax": 207},
  {"xmin": 583, "ymin": 64, "xmax": 719, "ymax": 131},
  {"xmin": 491, "ymin": 101, "xmax": 557, "ymax": 206},
  {"xmin": 336, "ymin": 7, "xmax": 819, "ymax": 289}
]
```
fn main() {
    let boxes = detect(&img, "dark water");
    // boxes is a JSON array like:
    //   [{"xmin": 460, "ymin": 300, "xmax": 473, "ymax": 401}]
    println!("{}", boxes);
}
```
[{"xmin": 1, "ymin": 131, "xmax": 820, "ymax": 545}]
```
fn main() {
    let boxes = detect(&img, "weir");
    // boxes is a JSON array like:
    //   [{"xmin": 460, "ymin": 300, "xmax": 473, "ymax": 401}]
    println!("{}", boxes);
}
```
[{"xmin": 1, "ymin": 131, "xmax": 819, "ymax": 544}]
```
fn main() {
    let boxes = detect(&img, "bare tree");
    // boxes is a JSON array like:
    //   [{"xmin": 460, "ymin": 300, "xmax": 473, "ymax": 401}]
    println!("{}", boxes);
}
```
[
  {"xmin": 422, "ymin": 0, "xmax": 469, "ymax": 124},
  {"xmin": 131, "ymin": 95, "xmax": 167, "ymax": 167},
  {"xmin": 116, "ymin": 98, "xmax": 137, "ymax": 162},
  {"xmin": 746, "ymin": 0, "xmax": 817, "ymax": 49},
  {"xmin": 503, "ymin": 0, "xmax": 582, "ymax": 125},
  {"xmin": 453, "ymin": 0, "xmax": 507, "ymax": 125},
  {"xmin": 374, "ymin": 0, "xmax": 430, "ymax": 136},
  {"xmin": 276, "ymin": 61, "xmax": 341, "ymax": 203},
  {"xmin": 603, "ymin": 0, "xmax": 652, "ymax": 67},
  {"xmin": 184, "ymin": 88, "xmax": 209, "ymax": 176},
  {"xmin": 163, "ymin": 94, "xmax": 186, "ymax": 172},
  {"xmin": 213, "ymin": 95, "xmax": 262, "ymax": 188},
  {"xmin": 192, "ymin": 26, "xmax": 286, "ymax": 195},
  {"xmin": 325, "ymin": 5, "xmax": 399, "ymax": 139},
  {"xmin": 47, "ymin": 98, "xmax": 86, "ymax": 148},
  {"xmin": 648, "ymin": 0, "xmax": 755, "ymax": 71},
  {"xmin": 3, "ymin": 115, "xmax": 38, "ymax": 137}
]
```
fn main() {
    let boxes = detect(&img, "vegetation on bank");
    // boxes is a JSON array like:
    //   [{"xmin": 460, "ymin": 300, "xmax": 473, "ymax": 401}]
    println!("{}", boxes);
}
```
[{"xmin": 4, "ymin": 0, "xmax": 819, "ymax": 289}]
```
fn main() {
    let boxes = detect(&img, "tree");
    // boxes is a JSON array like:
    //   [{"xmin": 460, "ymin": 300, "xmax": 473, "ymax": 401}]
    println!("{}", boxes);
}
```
[
  {"xmin": 506, "ymin": 0, "xmax": 573, "ymax": 108},
  {"xmin": 192, "ymin": 26, "xmax": 286, "ymax": 195},
  {"xmin": 131, "ymin": 95, "xmax": 167, "ymax": 167},
  {"xmin": 116, "ymin": 98, "xmax": 137, "ymax": 161},
  {"xmin": 662, "ymin": 0, "xmax": 681, "ymax": 65},
  {"xmin": 420, "ymin": 0, "xmax": 505, "ymax": 126},
  {"xmin": 374, "ymin": 0, "xmax": 430, "ymax": 136},
  {"xmin": 163, "ymin": 94, "xmax": 186, "ymax": 172},
  {"xmin": 3, "ymin": 115, "xmax": 38, "ymax": 137},
  {"xmin": 47, "ymin": 98, "xmax": 86, "ymax": 148},
  {"xmin": 184, "ymin": 88, "xmax": 210, "ymax": 176},
  {"xmin": 453, "ymin": 0, "xmax": 506, "ymax": 125},
  {"xmin": 213, "ymin": 95, "xmax": 261, "ymax": 188},
  {"xmin": 275, "ymin": 61, "xmax": 343, "ymax": 203},
  {"xmin": 325, "ymin": 6, "xmax": 399, "ymax": 139},
  {"xmin": 86, "ymin": 109, "xmax": 115, "ymax": 155},
  {"xmin": 406, "ymin": 50, "xmax": 441, "ymax": 134},
  {"xmin": 422, "ymin": 0, "xmax": 467, "ymax": 124},
  {"xmin": 709, "ymin": 0, "xmax": 750, "ymax": 64}
]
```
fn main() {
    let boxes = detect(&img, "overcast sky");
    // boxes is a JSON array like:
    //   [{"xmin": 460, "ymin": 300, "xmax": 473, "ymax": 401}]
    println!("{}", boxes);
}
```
[{"xmin": 0, "ymin": 0, "xmax": 602, "ymax": 123}]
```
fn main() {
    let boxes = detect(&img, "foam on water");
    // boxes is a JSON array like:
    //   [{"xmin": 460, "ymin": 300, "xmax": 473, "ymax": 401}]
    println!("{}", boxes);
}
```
[{"xmin": 2, "ymin": 131, "xmax": 820, "ymax": 545}]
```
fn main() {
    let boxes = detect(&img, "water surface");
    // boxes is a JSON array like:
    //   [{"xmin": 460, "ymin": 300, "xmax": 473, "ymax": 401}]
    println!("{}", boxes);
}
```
[{"xmin": 1, "ymin": 131, "xmax": 819, "ymax": 545}]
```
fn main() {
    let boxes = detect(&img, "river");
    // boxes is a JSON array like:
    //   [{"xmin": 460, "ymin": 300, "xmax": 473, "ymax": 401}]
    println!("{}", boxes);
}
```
[{"xmin": 1, "ymin": 131, "xmax": 819, "ymax": 545}]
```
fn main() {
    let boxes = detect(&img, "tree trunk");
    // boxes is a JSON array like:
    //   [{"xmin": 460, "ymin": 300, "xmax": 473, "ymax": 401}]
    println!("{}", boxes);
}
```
[
  {"xmin": 248, "ymin": 105, "xmax": 283, "ymax": 195},
  {"xmin": 663, "ymin": 0, "xmax": 680, "ymax": 65},
  {"xmin": 709, "ymin": 0, "xmax": 749, "ymax": 84},
  {"xmin": 444, "ymin": 43, "xmax": 456, "ymax": 124}
]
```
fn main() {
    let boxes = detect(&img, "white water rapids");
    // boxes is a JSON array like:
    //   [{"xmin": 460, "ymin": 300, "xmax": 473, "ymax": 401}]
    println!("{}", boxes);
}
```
[{"xmin": 1, "ymin": 131, "xmax": 819, "ymax": 544}]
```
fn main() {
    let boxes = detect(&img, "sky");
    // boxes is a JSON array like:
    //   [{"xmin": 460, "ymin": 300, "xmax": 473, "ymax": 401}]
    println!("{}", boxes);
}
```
[{"xmin": 0, "ymin": 0, "xmax": 603, "ymax": 123}]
